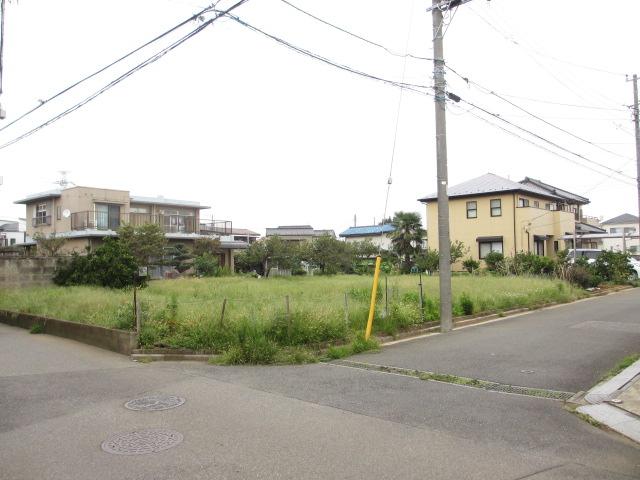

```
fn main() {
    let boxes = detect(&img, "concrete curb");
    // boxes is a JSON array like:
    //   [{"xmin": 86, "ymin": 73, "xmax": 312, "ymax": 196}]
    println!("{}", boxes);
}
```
[
  {"xmin": 578, "ymin": 359, "xmax": 640, "ymax": 443},
  {"xmin": 585, "ymin": 359, "xmax": 640, "ymax": 404},
  {"xmin": 132, "ymin": 353, "xmax": 216, "ymax": 362}
]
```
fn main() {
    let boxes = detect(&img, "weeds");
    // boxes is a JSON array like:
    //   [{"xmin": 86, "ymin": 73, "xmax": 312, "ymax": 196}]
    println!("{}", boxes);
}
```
[{"xmin": 29, "ymin": 323, "xmax": 44, "ymax": 334}]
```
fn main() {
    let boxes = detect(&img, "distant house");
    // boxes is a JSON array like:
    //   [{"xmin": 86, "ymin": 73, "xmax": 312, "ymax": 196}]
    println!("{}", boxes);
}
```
[
  {"xmin": 14, "ymin": 186, "xmax": 248, "ymax": 269},
  {"xmin": 565, "ymin": 213, "xmax": 639, "ymax": 255},
  {"xmin": 0, "ymin": 219, "xmax": 27, "ymax": 247},
  {"xmin": 339, "ymin": 224, "xmax": 395, "ymax": 250},
  {"xmin": 419, "ymin": 173, "xmax": 589, "ymax": 265},
  {"xmin": 265, "ymin": 225, "xmax": 336, "ymax": 243}
]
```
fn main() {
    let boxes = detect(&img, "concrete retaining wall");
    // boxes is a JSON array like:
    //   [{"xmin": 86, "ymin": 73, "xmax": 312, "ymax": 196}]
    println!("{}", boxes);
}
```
[
  {"xmin": 0, "ymin": 257, "xmax": 57, "ymax": 288},
  {"xmin": 0, "ymin": 310, "xmax": 138, "ymax": 355}
]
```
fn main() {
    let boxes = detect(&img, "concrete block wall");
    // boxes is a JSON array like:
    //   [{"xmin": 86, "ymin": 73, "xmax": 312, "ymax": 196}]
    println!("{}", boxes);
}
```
[{"xmin": 0, "ymin": 257, "xmax": 57, "ymax": 288}]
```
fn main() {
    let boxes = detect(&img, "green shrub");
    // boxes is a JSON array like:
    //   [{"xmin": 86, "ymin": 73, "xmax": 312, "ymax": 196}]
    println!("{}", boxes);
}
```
[
  {"xmin": 483, "ymin": 251, "xmax": 504, "ymax": 272},
  {"xmin": 458, "ymin": 293, "xmax": 474, "ymax": 315},
  {"xmin": 53, "ymin": 238, "xmax": 139, "ymax": 288},
  {"xmin": 593, "ymin": 251, "xmax": 633, "ymax": 284},
  {"xmin": 462, "ymin": 258, "xmax": 480, "ymax": 273},
  {"xmin": 194, "ymin": 253, "xmax": 220, "ymax": 277},
  {"xmin": 567, "ymin": 265, "xmax": 600, "ymax": 289}
]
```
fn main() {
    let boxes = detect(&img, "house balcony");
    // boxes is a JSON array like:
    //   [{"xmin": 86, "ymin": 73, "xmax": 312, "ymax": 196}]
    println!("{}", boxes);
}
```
[
  {"xmin": 70, "ymin": 211, "xmax": 199, "ymax": 234},
  {"xmin": 199, "ymin": 220, "xmax": 233, "ymax": 236},
  {"xmin": 32, "ymin": 215, "xmax": 52, "ymax": 227}
]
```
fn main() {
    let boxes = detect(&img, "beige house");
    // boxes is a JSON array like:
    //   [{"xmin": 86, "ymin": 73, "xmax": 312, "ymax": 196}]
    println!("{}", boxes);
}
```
[
  {"xmin": 265, "ymin": 225, "xmax": 336, "ymax": 243},
  {"xmin": 15, "ymin": 186, "xmax": 248, "ymax": 269},
  {"xmin": 419, "ymin": 174, "xmax": 589, "ymax": 266}
]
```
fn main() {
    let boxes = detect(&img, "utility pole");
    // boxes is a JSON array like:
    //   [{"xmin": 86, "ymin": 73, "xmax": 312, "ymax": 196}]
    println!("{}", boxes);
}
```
[
  {"xmin": 430, "ymin": 0, "xmax": 456, "ymax": 332},
  {"xmin": 631, "ymin": 74, "xmax": 640, "ymax": 250},
  {"xmin": 0, "ymin": 0, "xmax": 6, "ymax": 119}
]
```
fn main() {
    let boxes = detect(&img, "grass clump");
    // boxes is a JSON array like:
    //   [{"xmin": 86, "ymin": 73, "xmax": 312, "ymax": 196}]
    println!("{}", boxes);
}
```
[
  {"xmin": 29, "ymin": 323, "xmax": 44, "ymax": 334},
  {"xmin": 599, "ymin": 353, "xmax": 640, "ymax": 382},
  {"xmin": 325, "ymin": 335, "xmax": 379, "ymax": 360}
]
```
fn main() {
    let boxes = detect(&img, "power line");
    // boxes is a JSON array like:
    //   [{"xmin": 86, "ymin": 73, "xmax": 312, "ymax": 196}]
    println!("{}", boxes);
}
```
[
  {"xmin": 445, "ymin": 66, "xmax": 634, "ymax": 161},
  {"xmin": 454, "ymin": 95, "xmax": 636, "ymax": 182},
  {"xmin": 450, "ymin": 102, "xmax": 635, "ymax": 186},
  {"xmin": 0, "ymin": 0, "xmax": 249, "ymax": 151},
  {"xmin": 0, "ymin": 2, "xmax": 219, "ymax": 134},
  {"xmin": 278, "ymin": 0, "xmax": 434, "ymax": 62},
  {"xmin": 220, "ymin": 12, "xmax": 434, "ymax": 95}
]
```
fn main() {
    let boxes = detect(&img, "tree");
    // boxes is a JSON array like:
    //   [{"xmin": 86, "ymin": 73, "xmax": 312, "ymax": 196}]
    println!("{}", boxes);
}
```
[
  {"xmin": 192, "ymin": 237, "xmax": 221, "ymax": 257},
  {"xmin": 416, "ymin": 248, "xmax": 439, "ymax": 274},
  {"xmin": 118, "ymin": 223, "xmax": 166, "ymax": 267},
  {"xmin": 306, "ymin": 234, "xmax": 352, "ymax": 274},
  {"xmin": 390, "ymin": 211, "xmax": 425, "ymax": 273},
  {"xmin": 235, "ymin": 236, "xmax": 301, "ymax": 277},
  {"xmin": 449, "ymin": 240, "xmax": 469, "ymax": 264},
  {"xmin": 165, "ymin": 243, "xmax": 192, "ymax": 273},
  {"xmin": 33, "ymin": 232, "xmax": 67, "ymax": 257},
  {"xmin": 53, "ymin": 238, "xmax": 138, "ymax": 288}
]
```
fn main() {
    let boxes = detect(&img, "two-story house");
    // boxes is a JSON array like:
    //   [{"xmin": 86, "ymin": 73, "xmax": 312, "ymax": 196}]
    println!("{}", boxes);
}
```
[
  {"xmin": 339, "ymin": 224, "xmax": 395, "ymax": 250},
  {"xmin": 265, "ymin": 225, "xmax": 336, "ymax": 243},
  {"xmin": 419, "ymin": 173, "xmax": 589, "ymax": 266},
  {"xmin": 15, "ymin": 186, "xmax": 248, "ymax": 269}
]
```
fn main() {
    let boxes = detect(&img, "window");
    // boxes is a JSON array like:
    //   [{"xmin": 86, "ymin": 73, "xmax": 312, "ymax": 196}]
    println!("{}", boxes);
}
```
[
  {"xmin": 34, "ymin": 203, "xmax": 48, "ymax": 225},
  {"xmin": 479, "ymin": 240, "xmax": 503, "ymax": 259},
  {"xmin": 534, "ymin": 239, "xmax": 545, "ymax": 256},
  {"xmin": 95, "ymin": 203, "xmax": 121, "ymax": 230},
  {"xmin": 533, "ymin": 201, "xmax": 539, "ymax": 208},
  {"xmin": 553, "ymin": 240, "xmax": 559, "ymax": 253},
  {"xmin": 56, "ymin": 206, "xmax": 62, "ymax": 220},
  {"xmin": 490, "ymin": 199, "xmax": 502, "ymax": 217},
  {"xmin": 466, "ymin": 201, "xmax": 477, "ymax": 219},
  {"xmin": 518, "ymin": 198, "xmax": 529, "ymax": 207},
  {"xmin": 10, "ymin": 238, "xmax": 16, "ymax": 246},
  {"xmin": 545, "ymin": 203, "xmax": 551, "ymax": 210},
  {"xmin": 610, "ymin": 227, "xmax": 621, "ymax": 234}
]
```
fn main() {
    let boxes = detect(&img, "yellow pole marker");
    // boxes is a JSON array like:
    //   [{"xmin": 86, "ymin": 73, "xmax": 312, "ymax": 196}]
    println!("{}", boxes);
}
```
[{"xmin": 365, "ymin": 256, "xmax": 382, "ymax": 340}]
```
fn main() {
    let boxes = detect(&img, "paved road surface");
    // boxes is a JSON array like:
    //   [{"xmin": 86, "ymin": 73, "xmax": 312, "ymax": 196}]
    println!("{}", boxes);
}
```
[{"xmin": 1, "ymin": 289, "xmax": 639, "ymax": 479}]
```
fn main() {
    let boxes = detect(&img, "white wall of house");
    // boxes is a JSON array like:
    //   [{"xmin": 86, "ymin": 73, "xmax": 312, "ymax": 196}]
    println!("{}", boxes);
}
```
[
  {"xmin": 344, "ymin": 234, "xmax": 393, "ymax": 251},
  {"xmin": 603, "ymin": 222, "xmax": 639, "ymax": 254}
]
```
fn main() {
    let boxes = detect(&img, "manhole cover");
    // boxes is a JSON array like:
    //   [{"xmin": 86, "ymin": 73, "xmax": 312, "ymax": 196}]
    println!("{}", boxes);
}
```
[
  {"xmin": 101, "ymin": 429, "xmax": 183, "ymax": 455},
  {"xmin": 125, "ymin": 394, "xmax": 185, "ymax": 411}
]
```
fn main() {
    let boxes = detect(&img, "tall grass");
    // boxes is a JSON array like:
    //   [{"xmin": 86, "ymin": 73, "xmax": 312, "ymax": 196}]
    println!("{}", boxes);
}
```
[{"xmin": 0, "ymin": 274, "xmax": 584, "ymax": 360}]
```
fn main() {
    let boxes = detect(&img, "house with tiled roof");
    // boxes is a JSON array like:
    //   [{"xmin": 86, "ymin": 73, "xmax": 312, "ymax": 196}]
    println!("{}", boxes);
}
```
[
  {"xmin": 418, "ymin": 173, "xmax": 589, "ymax": 266},
  {"xmin": 339, "ymin": 224, "xmax": 396, "ymax": 250},
  {"xmin": 265, "ymin": 225, "xmax": 335, "ymax": 243}
]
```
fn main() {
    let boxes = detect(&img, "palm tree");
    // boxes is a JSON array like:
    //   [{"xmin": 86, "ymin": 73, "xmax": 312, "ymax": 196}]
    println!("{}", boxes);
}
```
[{"xmin": 390, "ymin": 212, "xmax": 425, "ymax": 273}]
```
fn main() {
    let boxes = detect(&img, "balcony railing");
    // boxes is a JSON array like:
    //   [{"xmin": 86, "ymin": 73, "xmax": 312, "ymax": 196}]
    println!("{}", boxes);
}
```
[
  {"xmin": 199, "ymin": 220, "xmax": 233, "ymax": 236},
  {"xmin": 71, "ymin": 211, "xmax": 199, "ymax": 234},
  {"xmin": 32, "ymin": 215, "xmax": 52, "ymax": 227}
]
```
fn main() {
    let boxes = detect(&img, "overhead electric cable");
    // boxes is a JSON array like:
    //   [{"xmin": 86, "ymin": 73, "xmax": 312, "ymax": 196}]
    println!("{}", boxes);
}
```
[
  {"xmin": 0, "ymin": 0, "xmax": 249, "ymax": 150},
  {"xmin": 219, "ymin": 12, "xmax": 434, "ymax": 95},
  {"xmin": 0, "ymin": 2, "xmax": 219, "ymax": 134},
  {"xmin": 449, "ymin": 102, "xmax": 635, "ymax": 186},
  {"xmin": 455, "ymin": 96, "xmax": 636, "ymax": 182},
  {"xmin": 446, "ymin": 65, "xmax": 634, "ymax": 161},
  {"xmin": 279, "ymin": 0, "xmax": 434, "ymax": 62}
]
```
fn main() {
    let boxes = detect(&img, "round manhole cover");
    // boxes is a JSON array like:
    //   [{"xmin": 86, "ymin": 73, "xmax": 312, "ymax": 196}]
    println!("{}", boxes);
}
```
[
  {"xmin": 125, "ymin": 394, "xmax": 186, "ymax": 411},
  {"xmin": 101, "ymin": 429, "xmax": 183, "ymax": 455}
]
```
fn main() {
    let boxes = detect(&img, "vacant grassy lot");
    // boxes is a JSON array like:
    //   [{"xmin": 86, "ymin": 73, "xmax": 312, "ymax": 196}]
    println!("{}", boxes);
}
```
[{"xmin": 0, "ymin": 274, "xmax": 583, "ymax": 363}]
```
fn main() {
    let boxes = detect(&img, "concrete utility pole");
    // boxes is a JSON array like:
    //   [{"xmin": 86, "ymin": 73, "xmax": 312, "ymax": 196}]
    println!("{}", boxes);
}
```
[
  {"xmin": 431, "ymin": 1, "xmax": 452, "ymax": 332},
  {"xmin": 0, "ymin": 0, "xmax": 6, "ymax": 119},
  {"xmin": 631, "ymin": 74, "xmax": 640, "ymax": 248}
]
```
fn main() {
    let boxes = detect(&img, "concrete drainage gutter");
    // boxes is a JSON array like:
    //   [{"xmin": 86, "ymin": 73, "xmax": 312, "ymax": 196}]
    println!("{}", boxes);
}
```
[{"xmin": 576, "ymin": 359, "xmax": 640, "ymax": 443}]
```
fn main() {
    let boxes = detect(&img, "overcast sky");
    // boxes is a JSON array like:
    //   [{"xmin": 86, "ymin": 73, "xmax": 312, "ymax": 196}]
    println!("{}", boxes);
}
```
[{"xmin": 0, "ymin": 0, "xmax": 638, "ymax": 234}]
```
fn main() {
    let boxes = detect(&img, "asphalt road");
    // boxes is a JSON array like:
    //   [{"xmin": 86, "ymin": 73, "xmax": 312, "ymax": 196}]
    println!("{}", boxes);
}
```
[{"xmin": 1, "ymin": 289, "xmax": 639, "ymax": 480}]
